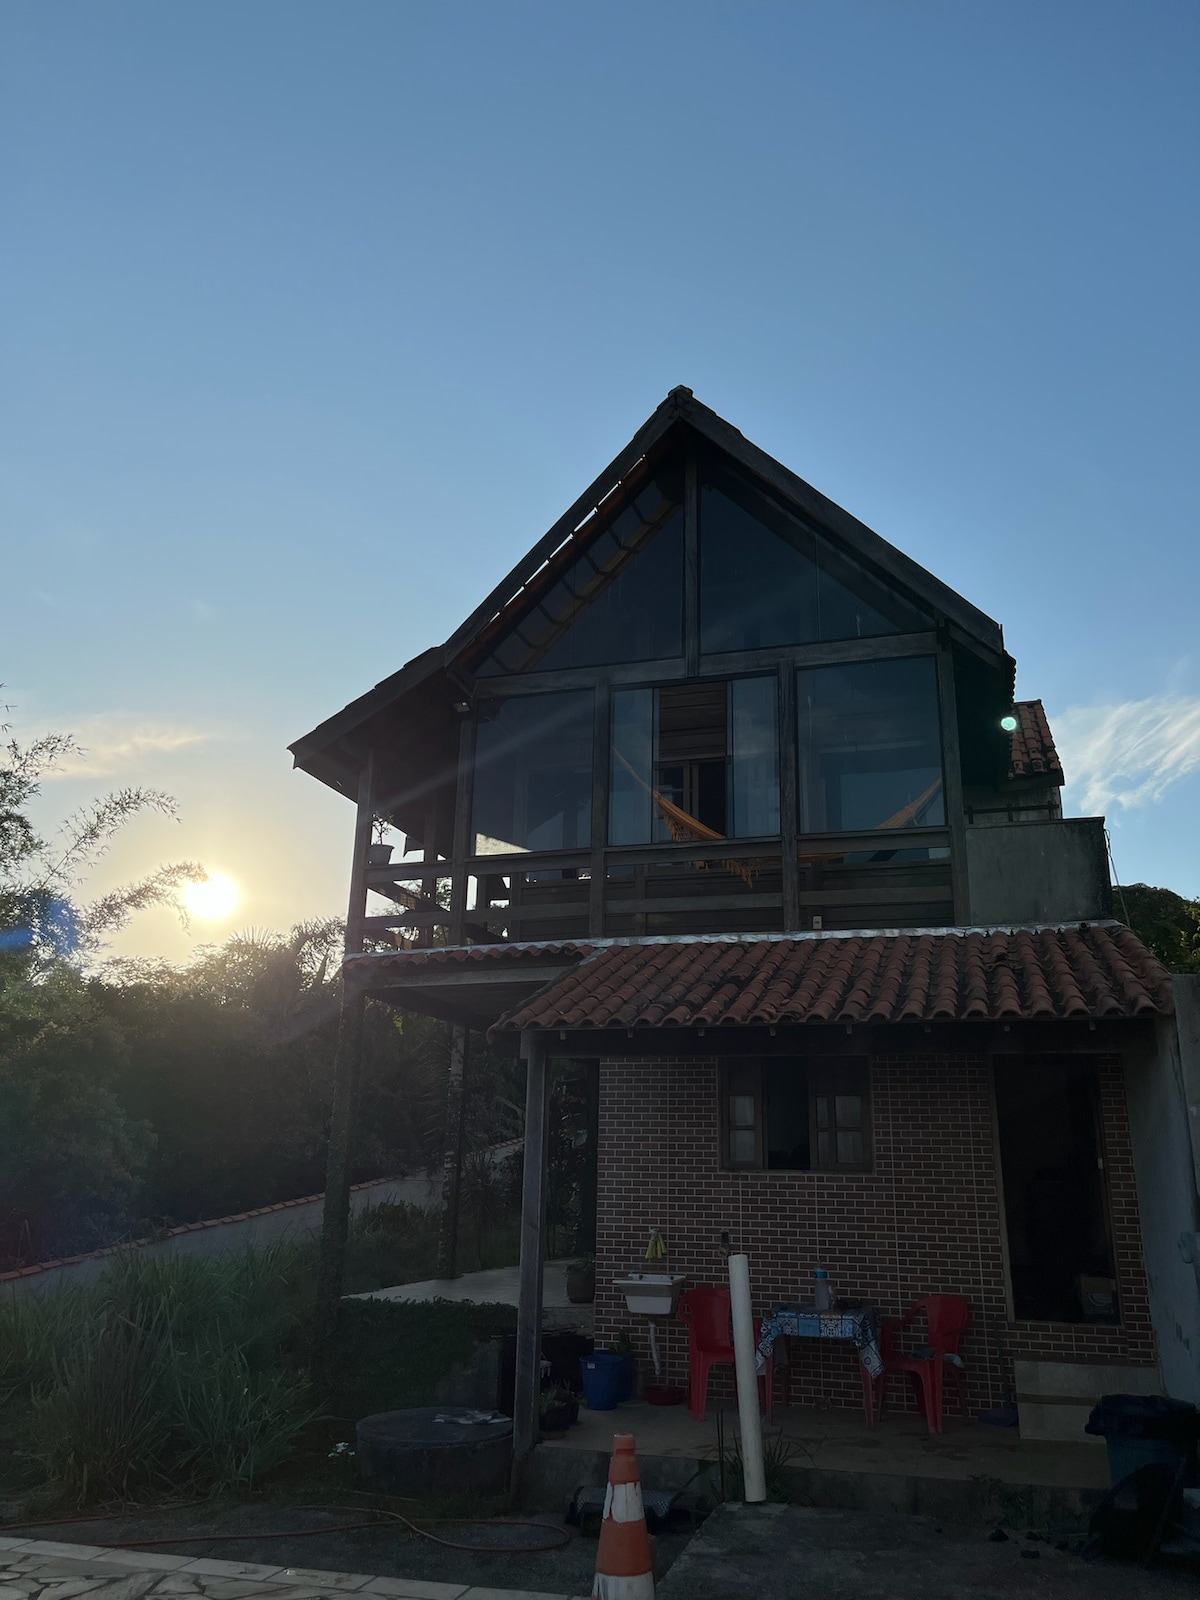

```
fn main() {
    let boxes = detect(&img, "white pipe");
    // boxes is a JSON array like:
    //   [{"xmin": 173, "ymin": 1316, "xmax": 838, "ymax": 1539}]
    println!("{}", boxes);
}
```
[{"xmin": 727, "ymin": 1252, "xmax": 767, "ymax": 1503}]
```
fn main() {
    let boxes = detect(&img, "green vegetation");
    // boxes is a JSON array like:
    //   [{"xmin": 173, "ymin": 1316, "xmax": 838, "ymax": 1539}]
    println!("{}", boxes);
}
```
[
  {"xmin": 0, "ymin": 1238, "xmax": 516, "ymax": 1508},
  {"xmin": 0, "ymin": 722, "xmax": 525, "ymax": 1269},
  {"xmin": 1115, "ymin": 882, "xmax": 1200, "ymax": 974},
  {"xmin": 0, "ymin": 1246, "xmax": 317, "ymax": 1503}
]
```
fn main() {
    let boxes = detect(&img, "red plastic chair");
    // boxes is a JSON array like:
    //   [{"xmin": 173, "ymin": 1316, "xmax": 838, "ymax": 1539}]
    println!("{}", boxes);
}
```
[
  {"xmin": 678, "ymin": 1286, "xmax": 774, "ymax": 1422},
  {"xmin": 871, "ymin": 1295, "xmax": 969, "ymax": 1434}
]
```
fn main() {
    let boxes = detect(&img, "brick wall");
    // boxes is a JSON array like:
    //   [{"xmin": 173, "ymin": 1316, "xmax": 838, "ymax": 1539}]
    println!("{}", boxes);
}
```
[{"xmin": 593, "ymin": 1051, "xmax": 1155, "ymax": 1414}]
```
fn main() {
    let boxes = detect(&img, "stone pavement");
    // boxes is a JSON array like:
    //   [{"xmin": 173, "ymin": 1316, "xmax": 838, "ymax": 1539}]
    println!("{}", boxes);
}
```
[{"xmin": 0, "ymin": 1536, "xmax": 585, "ymax": 1600}]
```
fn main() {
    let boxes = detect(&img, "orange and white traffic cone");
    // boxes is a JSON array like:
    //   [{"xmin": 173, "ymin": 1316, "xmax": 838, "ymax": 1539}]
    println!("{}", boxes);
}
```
[{"xmin": 593, "ymin": 1432, "xmax": 655, "ymax": 1599}]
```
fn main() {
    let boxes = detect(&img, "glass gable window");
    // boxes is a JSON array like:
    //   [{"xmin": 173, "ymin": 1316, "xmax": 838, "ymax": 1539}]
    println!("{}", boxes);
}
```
[
  {"xmin": 796, "ymin": 657, "xmax": 945, "ymax": 835},
  {"xmin": 472, "ymin": 691, "xmax": 593, "ymax": 855},
  {"xmin": 700, "ymin": 461, "xmax": 930, "ymax": 654},
  {"xmin": 476, "ymin": 462, "xmax": 684, "ymax": 676},
  {"xmin": 609, "ymin": 676, "xmax": 779, "ymax": 846}
]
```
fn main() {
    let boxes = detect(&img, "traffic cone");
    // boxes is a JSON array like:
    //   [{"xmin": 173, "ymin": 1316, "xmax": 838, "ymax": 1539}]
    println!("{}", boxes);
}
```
[{"xmin": 593, "ymin": 1432, "xmax": 655, "ymax": 1599}]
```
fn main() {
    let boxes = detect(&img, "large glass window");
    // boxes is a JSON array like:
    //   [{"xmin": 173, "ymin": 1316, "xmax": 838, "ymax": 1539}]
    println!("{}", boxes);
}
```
[
  {"xmin": 472, "ymin": 691, "xmax": 593, "ymax": 855},
  {"xmin": 609, "ymin": 676, "xmax": 779, "ymax": 845},
  {"xmin": 796, "ymin": 657, "xmax": 945, "ymax": 834},
  {"xmin": 476, "ymin": 462, "xmax": 684, "ymax": 675},
  {"xmin": 700, "ymin": 460, "xmax": 930, "ymax": 654}
]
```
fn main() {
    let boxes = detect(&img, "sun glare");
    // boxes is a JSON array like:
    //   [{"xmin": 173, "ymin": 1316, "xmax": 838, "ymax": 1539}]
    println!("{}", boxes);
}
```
[{"xmin": 184, "ymin": 873, "xmax": 240, "ymax": 921}]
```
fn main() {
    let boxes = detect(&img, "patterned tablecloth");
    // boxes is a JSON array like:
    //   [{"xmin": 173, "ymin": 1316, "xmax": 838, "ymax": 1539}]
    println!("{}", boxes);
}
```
[{"xmin": 755, "ymin": 1304, "xmax": 883, "ymax": 1379}]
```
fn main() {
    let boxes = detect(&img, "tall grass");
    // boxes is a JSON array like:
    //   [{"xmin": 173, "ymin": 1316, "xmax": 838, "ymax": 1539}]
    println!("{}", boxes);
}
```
[{"xmin": 0, "ymin": 1243, "xmax": 320, "ymax": 1504}]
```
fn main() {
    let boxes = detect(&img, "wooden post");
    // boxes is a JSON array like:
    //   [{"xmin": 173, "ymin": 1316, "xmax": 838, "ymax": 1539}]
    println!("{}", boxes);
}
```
[
  {"xmin": 684, "ymin": 444, "xmax": 700, "ymax": 678},
  {"xmin": 312, "ymin": 755, "xmax": 374, "ymax": 1370},
  {"xmin": 778, "ymin": 662, "xmax": 801, "ymax": 931},
  {"xmin": 935, "ymin": 636, "xmax": 971, "ymax": 925},
  {"xmin": 512, "ymin": 1028, "xmax": 551, "ymax": 1478},
  {"xmin": 449, "ymin": 714, "xmax": 475, "ymax": 946},
  {"xmin": 437, "ymin": 1025, "xmax": 470, "ymax": 1277},
  {"xmin": 589, "ymin": 683, "xmax": 610, "ymax": 937}
]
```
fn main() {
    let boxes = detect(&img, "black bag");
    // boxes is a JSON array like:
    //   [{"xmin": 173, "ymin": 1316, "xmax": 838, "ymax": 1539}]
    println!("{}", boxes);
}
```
[{"xmin": 1085, "ymin": 1394, "xmax": 1198, "ymax": 1442}]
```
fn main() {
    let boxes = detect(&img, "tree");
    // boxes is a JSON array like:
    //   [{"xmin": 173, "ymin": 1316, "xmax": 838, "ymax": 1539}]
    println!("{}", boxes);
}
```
[
  {"xmin": 0, "ymin": 713, "xmax": 201, "ymax": 1262},
  {"xmin": 1115, "ymin": 882, "xmax": 1200, "ymax": 975}
]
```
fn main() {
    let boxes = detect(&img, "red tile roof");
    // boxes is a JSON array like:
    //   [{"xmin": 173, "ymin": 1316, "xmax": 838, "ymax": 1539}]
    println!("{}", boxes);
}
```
[
  {"xmin": 1010, "ymin": 699, "xmax": 1064, "ymax": 783},
  {"xmin": 493, "ymin": 926, "xmax": 1171, "ymax": 1035}
]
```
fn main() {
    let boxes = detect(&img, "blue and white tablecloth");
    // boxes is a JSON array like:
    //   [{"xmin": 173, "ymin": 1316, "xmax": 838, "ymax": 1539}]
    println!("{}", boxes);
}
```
[{"xmin": 755, "ymin": 1305, "xmax": 883, "ymax": 1379}]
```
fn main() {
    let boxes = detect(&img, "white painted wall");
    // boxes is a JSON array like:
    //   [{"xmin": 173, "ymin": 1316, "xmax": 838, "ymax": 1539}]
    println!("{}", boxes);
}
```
[{"xmin": 1122, "ymin": 985, "xmax": 1200, "ymax": 1403}]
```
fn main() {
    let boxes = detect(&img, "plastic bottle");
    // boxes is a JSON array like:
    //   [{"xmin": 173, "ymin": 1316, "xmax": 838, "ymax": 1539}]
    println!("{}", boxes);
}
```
[{"xmin": 813, "ymin": 1267, "xmax": 833, "ymax": 1312}]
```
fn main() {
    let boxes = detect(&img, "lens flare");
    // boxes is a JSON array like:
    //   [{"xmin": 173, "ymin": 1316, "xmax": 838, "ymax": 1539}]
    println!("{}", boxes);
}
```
[{"xmin": 183, "ymin": 873, "xmax": 239, "ymax": 920}]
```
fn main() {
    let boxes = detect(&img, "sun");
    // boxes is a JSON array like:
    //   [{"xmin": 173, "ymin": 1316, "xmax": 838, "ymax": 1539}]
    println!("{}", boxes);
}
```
[{"xmin": 183, "ymin": 873, "xmax": 240, "ymax": 921}]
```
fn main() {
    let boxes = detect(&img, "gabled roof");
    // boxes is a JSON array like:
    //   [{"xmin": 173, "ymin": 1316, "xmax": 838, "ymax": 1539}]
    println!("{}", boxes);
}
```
[{"xmin": 290, "ymin": 387, "xmax": 1010, "ymax": 787}]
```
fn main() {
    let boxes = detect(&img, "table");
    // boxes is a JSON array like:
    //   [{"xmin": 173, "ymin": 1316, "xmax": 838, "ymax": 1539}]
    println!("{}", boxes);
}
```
[{"xmin": 755, "ymin": 1305, "xmax": 883, "ymax": 1421}]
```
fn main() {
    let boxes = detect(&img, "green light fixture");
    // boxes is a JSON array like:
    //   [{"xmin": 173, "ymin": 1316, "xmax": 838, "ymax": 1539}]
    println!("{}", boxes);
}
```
[{"xmin": 1000, "ymin": 714, "xmax": 1019, "ymax": 732}]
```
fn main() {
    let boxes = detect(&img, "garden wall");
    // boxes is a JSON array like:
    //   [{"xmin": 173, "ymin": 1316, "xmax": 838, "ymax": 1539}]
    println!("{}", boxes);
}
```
[{"xmin": 0, "ymin": 1169, "xmax": 441, "ymax": 1300}]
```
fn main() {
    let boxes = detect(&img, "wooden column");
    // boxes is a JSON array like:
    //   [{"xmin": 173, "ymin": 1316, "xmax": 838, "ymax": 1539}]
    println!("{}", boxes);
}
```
[
  {"xmin": 935, "ymin": 637, "xmax": 971, "ymax": 925},
  {"xmin": 512, "ymin": 1028, "xmax": 551, "ymax": 1476},
  {"xmin": 449, "ymin": 714, "xmax": 475, "ymax": 946},
  {"xmin": 684, "ymin": 445, "xmax": 700, "ymax": 678},
  {"xmin": 778, "ymin": 662, "xmax": 801, "ymax": 930},
  {"xmin": 588, "ymin": 682, "xmax": 610, "ymax": 937},
  {"xmin": 437, "ymin": 1026, "xmax": 470, "ymax": 1277},
  {"xmin": 313, "ymin": 755, "xmax": 375, "ymax": 1367}
]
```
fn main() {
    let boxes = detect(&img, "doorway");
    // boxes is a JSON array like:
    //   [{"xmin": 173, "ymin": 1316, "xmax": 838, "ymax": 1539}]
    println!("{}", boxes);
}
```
[{"xmin": 993, "ymin": 1057, "xmax": 1117, "ymax": 1323}]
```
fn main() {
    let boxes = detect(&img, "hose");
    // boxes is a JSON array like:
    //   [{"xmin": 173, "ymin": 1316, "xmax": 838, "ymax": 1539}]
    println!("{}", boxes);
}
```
[{"xmin": 4, "ymin": 1501, "xmax": 572, "ymax": 1557}]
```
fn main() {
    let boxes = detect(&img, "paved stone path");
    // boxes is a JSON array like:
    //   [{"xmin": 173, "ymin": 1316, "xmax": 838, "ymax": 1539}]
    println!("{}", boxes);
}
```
[{"xmin": 0, "ymin": 1536, "xmax": 584, "ymax": 1600}]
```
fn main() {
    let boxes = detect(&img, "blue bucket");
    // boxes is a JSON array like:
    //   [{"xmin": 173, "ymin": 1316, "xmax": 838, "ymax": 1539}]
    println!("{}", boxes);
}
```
[{"xmin": 580, "ymin": 1353, "xmax": 624, "ymax": 1411}]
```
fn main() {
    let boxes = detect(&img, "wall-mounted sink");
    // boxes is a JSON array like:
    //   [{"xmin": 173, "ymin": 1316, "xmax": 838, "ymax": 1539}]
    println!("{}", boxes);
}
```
[{"xmin": 613, "ymin": 1273, "xmax": 685, "ymax": 1316}]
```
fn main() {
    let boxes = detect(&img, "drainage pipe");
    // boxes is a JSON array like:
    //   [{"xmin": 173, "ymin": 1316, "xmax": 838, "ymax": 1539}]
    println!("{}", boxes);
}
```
[{"xmin": 727, "ymin": 1252, "xmax": 767, "ymax": 1502}]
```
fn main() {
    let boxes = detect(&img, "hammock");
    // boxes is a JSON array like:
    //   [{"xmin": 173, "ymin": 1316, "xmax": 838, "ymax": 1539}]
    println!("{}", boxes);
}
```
[{"xmin": 614, "ymin": 749, "xmax": 943, "ymax": 885}]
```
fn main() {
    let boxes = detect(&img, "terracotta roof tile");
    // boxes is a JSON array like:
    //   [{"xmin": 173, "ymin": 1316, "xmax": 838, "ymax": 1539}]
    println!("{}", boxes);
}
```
[
  {"xmin": 493, "ymin": 925, "xmax": 1171, "ymax": 1035},
  {"xmin": 1010, "ymin": 700, "xmax": 1064, "ymax": 783}
]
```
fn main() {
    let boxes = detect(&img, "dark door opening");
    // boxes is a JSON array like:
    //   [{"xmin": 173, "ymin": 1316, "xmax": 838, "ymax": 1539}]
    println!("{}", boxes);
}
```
[{"xmin": 993, "ymin": 1058, "xmax": 1117, "ymax": 1323}]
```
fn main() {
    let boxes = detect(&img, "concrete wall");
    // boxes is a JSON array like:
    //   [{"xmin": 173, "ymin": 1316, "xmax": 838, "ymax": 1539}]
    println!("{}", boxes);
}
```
[
  {"xmin": 0, "ymin": 1169, "xmax": 441, "ymax": 1301},
  {"xmin": 1121, "ymin": 990, "xmax": 1200, "ymax": 1404},
  {"xmin": 965, "ymin": 817, "xmax": 1112, "ymax": 926}
]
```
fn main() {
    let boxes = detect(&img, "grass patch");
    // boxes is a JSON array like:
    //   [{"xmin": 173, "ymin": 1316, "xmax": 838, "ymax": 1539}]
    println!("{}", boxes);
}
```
[
  {"xmin": 0, "ymin": 1244, "xmax": 320, "ymax": 1505},
  {"xmin": 0, "ymin": 1221, "xmax": 519, "ymax": 1509}
]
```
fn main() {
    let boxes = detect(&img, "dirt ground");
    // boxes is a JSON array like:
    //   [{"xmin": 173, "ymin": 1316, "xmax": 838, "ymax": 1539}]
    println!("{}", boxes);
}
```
[
  {"xmin": 0, "ymin": 1497, "xmax": 694, "ymax": 1596},
  {"xmin": 657, "ymin": 1501, "xmax": 1200, "ymax": 1599}
]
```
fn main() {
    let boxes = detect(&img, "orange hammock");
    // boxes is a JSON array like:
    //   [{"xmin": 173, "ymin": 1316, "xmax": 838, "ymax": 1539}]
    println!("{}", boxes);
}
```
[{"xmin": 614, "ymin": 750, "xmax": 942, "ymax": 886}]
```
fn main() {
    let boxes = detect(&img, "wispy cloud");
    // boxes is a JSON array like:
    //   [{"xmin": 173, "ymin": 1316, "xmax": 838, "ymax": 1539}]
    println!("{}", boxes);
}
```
[
  {"xmin": 37, "ymin": 715, "xmax": 212, "ymax": 779},
  {"xmin": 1056, "ymin": 696, "xmax": 1200, "ymax": 813}
]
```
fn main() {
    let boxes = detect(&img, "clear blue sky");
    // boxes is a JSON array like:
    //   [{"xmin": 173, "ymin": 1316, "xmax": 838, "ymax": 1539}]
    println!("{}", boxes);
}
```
[{"xmin": 3, "ymin": 1, "xmax": 1197, "ymax": 956}]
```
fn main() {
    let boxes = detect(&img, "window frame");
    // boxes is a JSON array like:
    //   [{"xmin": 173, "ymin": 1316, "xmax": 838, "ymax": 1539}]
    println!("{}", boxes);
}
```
[{"xmin": 719, "ymin": 1057, "xmax": 873, "ymax": 1174}]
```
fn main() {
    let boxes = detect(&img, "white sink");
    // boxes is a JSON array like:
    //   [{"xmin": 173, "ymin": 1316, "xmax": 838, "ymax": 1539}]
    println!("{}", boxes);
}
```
[{"xmin": 613, "ymin": 1273, "xmax": 685, "ymax": 1316}]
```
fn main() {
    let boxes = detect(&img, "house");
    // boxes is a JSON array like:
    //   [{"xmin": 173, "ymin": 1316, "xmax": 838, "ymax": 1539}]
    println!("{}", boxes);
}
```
[{"xmin": 291, "ymin": 387, "xmax": 1200, "ymax": 1461}]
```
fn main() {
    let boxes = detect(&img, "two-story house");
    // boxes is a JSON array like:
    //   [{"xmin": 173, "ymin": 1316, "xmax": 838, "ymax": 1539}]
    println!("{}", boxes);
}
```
[{"xmin": 292, "ymin": 388, "xmax": 1195, "ymax": 1461}]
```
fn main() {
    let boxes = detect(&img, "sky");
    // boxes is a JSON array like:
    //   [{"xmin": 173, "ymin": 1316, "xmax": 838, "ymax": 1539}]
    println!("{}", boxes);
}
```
[{"xmin": 2, "ymin": 1, "xmax": 1197, "ymax": 961}]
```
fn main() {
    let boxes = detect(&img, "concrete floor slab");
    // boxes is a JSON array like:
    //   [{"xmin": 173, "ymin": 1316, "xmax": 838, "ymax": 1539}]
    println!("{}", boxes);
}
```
[
  {"xmin": 350, "ymin": 1262, "xmax": 591, "ymax": 1334},
  {"xmin": 657, "ymin": 1502, "xmax": 1197, "ymax": 1598},
  {"xmin": 545, "ymin": 1401, "xmax": 1110, "ymax": 1489}
]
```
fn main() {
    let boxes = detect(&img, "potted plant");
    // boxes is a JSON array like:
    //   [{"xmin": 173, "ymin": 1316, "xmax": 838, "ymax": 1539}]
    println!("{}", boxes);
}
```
[
  {"xmin": 367, "ymin": 819, "xmax": 394, "ymax": 866},
  {"xmin": 565, "ymin": 1255, "xmax": 595, "ymax": 1304},
  {"xmin": 539, "ymin": 1386, "xmax": 575, "ymax": 1435}
]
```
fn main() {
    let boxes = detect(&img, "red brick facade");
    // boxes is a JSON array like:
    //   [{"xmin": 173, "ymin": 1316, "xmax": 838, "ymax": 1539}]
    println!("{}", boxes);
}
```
[{"xmin": 593, "ymin": 1050, "xmax": 1155, "ymax": 1413}]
